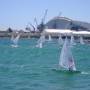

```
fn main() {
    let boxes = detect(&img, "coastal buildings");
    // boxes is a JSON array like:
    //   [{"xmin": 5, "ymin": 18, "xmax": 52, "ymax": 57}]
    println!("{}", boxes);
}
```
[
  {"xmin": 45, "ymin": 16, "xmax": 90, "ymax": 31},
  {"xmin": 0, "ymin": 16, "xmax": 90, "ymax": 38}
]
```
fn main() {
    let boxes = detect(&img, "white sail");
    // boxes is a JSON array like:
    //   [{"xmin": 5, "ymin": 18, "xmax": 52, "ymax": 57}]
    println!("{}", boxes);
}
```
[
  {"xmin": 36, "ymin": 35, "xmax": 45, "ymax": 48},
  {"xmin": 58, "ymin": 35, "xmax": 63, "ymax": 45},
  {"xmin": 11, "ymin": 33, "xmax": 20, "ymax": 47},
  {"xmin": 59, "ymin": 37, "xmax": 76, "ymax": 71},
  {"xmin": 70, "ymin": 35, "xmax": 76, "ymax": 45},
  {"xmin": 37, "ymin": 42, "xmax": 43, "ymax": 48},
  {"xmin": 80, "ymin": 36, "xmax": 84, "ymax": 44},
  {"xmin": 48, "ymin": 35, "xmax": 52, "ymax": 41}
]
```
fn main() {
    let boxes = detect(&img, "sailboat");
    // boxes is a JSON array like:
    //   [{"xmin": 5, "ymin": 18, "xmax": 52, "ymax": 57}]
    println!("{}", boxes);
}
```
[
  {"xmin": 48, "ymin": 35, "xmax": 52, "ymax": 41},
  {"xmin": 80, "ymin": 36, "xmax": 84, "ymax": 45},
  {"xmin": 11, "ymin": 32, "xmax": 20, "ymax": 47},
  {"xmin": 58, "ymin": 35, "xmax": 63, "ymax": 45},
  {"xmin": 70, "ymin": 35, "xmax": 76, "ymax": 46},
  {"xmin": 36, "ymin": 35, "xmax": 45, "ymax": 48},
  {"xmin": 59, "ymin": 37, "xmax": 76, "ymax": 71}
]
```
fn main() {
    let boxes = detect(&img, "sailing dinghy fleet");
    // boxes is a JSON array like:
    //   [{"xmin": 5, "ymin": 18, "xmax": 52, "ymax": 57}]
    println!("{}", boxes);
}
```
[{"xmin": 10, "ymin": 29, "xmax": 90, "ymax": 72}]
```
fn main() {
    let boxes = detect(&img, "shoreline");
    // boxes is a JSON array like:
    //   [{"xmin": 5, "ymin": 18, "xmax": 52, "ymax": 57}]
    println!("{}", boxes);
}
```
[
  {"xmin": 0, "ymin": 31, "xmax": 41, "ymax": 38},
  {"xmin": 0, "ymin": 31, "xmax": 90, "ymax": 43},
  {"xmin": 0, "ymin": 31, "xmax": 90, "ymax": 39}
]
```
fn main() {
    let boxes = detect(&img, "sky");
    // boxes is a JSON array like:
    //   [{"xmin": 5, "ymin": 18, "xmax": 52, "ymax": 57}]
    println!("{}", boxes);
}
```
[{"xmin": 0, "ymin": 0, "xmax": 90, "ymax": 30}]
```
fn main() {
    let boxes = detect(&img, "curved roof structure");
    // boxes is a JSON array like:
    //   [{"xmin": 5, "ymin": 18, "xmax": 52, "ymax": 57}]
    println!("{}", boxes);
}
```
[
  {"xmin": 45, "ymin": 16, "xmax": 90, "ymax": 31},
  {"xmin": 50, "ymin": 16, "xmax": 72, "ymax": 22}
]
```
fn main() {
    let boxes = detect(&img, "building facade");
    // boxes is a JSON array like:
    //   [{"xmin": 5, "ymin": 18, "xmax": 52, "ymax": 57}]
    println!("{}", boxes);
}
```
[{"xmin": 45, "ymin": 16, "xmax": 90, "ymax": 31}]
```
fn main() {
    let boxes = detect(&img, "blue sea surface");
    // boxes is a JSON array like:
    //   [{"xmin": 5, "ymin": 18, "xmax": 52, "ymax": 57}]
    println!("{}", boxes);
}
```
[{"xmin": 0, "ymin": 38, "xmax": 90, "ymax": 90}]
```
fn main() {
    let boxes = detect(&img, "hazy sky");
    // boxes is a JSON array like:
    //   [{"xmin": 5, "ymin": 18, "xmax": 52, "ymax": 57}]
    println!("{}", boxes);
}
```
[{"xmin": 0, "ymin": 0, "xmax": 90, "ymax": 29}]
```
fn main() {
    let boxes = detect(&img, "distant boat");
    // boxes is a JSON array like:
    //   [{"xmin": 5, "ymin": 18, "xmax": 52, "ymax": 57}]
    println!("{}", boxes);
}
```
[
  {"xmin": 48, "ymin": 35, "xmax": 52, "ymax": 41},
  {"xmin": 36, "ymin": 35, "xmax": 45, "ymax": 48},
  {"xmin": 58, "ymin": 35, "xmax": 63, "ymax": 45},
  {"xmin": 59, "ymin": 37, "xmax": 76, "ymax": 71},
  {"xmin": 11, "ymin": 32, "xmax": 20, "ymax": 47},
  {"xmin": 70, "ymin": 35, "xmax": 76, "ymax": 46},
  {"xmin": 80, "ymin": 36, "xmax": 84, "ymax": 45}
]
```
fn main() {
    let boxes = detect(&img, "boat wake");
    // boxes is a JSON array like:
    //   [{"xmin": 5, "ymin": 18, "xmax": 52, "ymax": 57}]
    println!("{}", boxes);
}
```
[
  {"xmin": 81, "ymin": 71, "xmax": 89, "ymax": 75},
  {"xmin": 11, "ymin": 44, "xmax": 18, "ymax": 48}
]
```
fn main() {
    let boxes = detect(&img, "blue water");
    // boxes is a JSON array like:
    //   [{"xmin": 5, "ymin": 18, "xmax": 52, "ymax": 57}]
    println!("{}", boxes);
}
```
[{"xmin": 0, "ymin": 38, "xmax": 90, "ymax": 90}]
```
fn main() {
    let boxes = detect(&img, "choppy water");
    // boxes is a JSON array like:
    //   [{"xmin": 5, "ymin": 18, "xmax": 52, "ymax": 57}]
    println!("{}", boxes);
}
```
[{"xmin": 0, "ymin": 38, "xmax": 90, "ymax": 90}]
